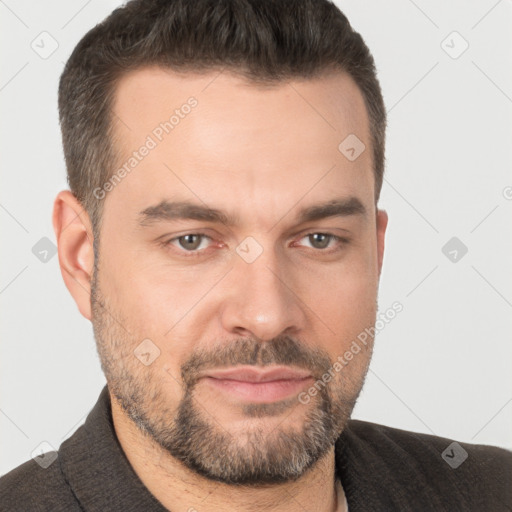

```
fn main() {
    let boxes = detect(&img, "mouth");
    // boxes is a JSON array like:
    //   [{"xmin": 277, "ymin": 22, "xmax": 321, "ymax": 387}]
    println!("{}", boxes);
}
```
[{"xmin": 199, "ymin": 366, "xmax": 314, "ymax": 403}]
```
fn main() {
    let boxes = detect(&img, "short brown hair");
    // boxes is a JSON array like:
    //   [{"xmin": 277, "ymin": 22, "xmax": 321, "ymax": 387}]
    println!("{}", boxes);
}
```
[{"xmin": 59, "ymin": 0, "xmax": 386, "ymax": 240}]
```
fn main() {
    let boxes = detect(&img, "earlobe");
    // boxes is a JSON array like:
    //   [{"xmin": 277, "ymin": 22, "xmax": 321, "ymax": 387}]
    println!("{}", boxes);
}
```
[
  {"xmin": 376, "ymin": 209, "xmax": 388, "ymax": 276},
  {"xmin": 52, "ymin": 190, "xmax": 95, "ymax": 321}
]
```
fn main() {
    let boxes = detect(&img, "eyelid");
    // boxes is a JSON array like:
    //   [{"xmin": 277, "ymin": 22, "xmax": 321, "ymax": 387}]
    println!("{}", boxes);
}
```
[
  {"xmin": 293, "ymin": 232, "xmax": 349, "ymax": 251},
  {"xmin": 160, "ymin": 230, "xmax": 350, "ymax": 257},
  {"xmin": 160, "ymin": 232, "xmax": 215, "ymax": 256}
]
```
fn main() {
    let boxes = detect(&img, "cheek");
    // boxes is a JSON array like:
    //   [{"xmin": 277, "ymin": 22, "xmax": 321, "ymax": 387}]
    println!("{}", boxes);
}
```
[
  {"xmin": 104, "ymin": 267, "xmax": 212, "ymax": 363},
  {"xmin": 104, "ymin": 254, "xmax": 186, "ymax": 322},
  {"xmin": 297, "ymin": 260, "xmax": 378, "ymax": 362},
  {"xmin": 300, "ymin": 257, "xmax": 378, "ymax": 321}
]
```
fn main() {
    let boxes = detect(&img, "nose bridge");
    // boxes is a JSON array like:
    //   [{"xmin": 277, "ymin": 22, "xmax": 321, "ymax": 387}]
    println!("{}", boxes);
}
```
[{"xmin": 220, "ymin": 241, "xmax": 305, "ymax": 340}]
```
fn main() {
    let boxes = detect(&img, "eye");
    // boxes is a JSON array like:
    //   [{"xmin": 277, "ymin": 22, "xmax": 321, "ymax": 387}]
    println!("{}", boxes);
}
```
[
  {"xmin": 164, "ymin": 233, "xmax": 212, "ymax": 253},
  {"xmin": 297, "ymin": 233, "xmax": 346, "ymax": 251},
  {"xmin": 160, "ymin": 231, "xmax": 348, "ymax": 257}
]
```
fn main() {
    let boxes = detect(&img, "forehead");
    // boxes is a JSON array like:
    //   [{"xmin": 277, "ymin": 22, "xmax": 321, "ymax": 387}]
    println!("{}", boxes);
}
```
[
  {"xmin": 112, "ymin": 66, "xmax": 370, "ymax": 146},
  {"xmin": 106, "ymin": 66, "xmax": 374, "ymax": 226}
]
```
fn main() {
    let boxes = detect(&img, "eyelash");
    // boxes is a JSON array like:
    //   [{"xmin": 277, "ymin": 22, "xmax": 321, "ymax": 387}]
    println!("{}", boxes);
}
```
[{"xmin": 160, "ymin": 232, "xmax": 349, "ymax": 258}]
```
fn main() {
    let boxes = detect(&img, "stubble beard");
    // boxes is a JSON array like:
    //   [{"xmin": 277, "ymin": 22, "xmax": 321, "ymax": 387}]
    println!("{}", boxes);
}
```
[{"xmin": 90, "ymin": 267, "xmax": 373, "ymax": 486}]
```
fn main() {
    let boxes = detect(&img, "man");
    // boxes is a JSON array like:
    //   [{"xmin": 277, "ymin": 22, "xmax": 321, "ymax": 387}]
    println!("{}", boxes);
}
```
[{"xmin": 0, "ymin": 0, "xmax": 510, "ymax": 510}]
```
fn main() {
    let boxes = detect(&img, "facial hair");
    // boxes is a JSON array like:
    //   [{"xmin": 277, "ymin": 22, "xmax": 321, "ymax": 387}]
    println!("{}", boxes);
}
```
[{"xmin": 90, "ymin": 266, "xmax": 374, "ymax": 486}]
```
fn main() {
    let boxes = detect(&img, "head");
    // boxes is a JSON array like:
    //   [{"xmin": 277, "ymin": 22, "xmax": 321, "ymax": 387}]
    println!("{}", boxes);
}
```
[{"xmin": 53, "ymin": 0, "xmax": 388, "ymax": 486}]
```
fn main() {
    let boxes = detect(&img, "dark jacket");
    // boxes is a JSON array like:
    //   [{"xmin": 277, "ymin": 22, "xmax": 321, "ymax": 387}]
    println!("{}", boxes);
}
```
[{"xmin": 1, "ymin": 385, "xmax": 510, "ymax": 511}]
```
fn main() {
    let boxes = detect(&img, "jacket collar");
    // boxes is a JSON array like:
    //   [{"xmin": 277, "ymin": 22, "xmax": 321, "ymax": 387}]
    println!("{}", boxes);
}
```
[{"xmin": 59, "ymin": 386, "xmax": 168, "ymax": 511}]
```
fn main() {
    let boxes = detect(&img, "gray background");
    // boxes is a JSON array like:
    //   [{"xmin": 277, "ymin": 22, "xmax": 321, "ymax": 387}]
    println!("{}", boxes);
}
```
[{"xmin": 1, "ymin": 0, "xmax": 511, "ymax": 476}]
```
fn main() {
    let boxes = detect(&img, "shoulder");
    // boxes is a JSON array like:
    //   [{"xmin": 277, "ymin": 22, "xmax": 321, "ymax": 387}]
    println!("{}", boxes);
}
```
[
  {"xmin": 337, "ymin": 419, "xmax": 512, "ymax": 509},
  {"xmin": 345, "ymin": 418, "xmax": 512, "ymax": 464},
  {"xmin": 348, "ymin": 419, "xmax": 512, "ymax": 461},
  {"xmin": 0, "ymin": 452, "xmax": 80, "ymax": 512}
]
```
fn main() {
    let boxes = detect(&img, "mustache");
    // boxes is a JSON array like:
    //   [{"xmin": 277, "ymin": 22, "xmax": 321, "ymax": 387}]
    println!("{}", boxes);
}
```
[{"xmin": 179, "ymin": 335, "xmax": 332, "ymax": 388}]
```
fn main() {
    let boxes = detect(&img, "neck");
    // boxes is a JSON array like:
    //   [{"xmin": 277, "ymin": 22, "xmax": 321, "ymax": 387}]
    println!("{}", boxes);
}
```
[{"xmin": 111, "ymin": 395, "xmax": 341, "ymax": 512}]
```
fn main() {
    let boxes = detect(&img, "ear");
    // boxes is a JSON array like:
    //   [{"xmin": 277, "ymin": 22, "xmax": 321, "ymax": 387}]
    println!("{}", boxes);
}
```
[
  {"xmin": 52, "ymin": 190, "xmax": 95, "ymax": 321},
  {"xmin": 376, "ymin": 209, "xmax": 388, "ymax": 277}
]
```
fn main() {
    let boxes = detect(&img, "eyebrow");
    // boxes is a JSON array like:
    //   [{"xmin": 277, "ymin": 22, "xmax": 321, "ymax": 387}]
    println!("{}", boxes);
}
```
[{"xmin": 137, "ymin": 196, "xmax": 367, "ymax": 228}]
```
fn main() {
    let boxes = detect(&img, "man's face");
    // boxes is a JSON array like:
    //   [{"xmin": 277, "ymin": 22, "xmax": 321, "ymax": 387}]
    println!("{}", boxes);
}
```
[{"xmin": 90, "ymin": 67, "xmax": 387, "ymax": 484}]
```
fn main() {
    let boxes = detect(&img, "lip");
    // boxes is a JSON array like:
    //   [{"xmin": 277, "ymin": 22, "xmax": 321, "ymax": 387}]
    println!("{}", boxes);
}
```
[
  {"xmin": 199, "ymin": 366, "xmax": 313, "ymax": 403},
  {"xmin": 202, "ymin": 365, "xmax": 312, "ymax": 383}
]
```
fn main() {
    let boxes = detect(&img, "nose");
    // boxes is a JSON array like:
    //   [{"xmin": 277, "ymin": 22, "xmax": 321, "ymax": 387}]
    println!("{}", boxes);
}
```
[{"xmin": 219, "ymin": 246, "xmax": 307, "ymax": 341}]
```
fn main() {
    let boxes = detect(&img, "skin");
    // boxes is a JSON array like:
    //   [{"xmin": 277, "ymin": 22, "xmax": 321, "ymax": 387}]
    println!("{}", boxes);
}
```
[{"xmin": 53, "ymin": 67, "xmax": 388, "ymax": 511}]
